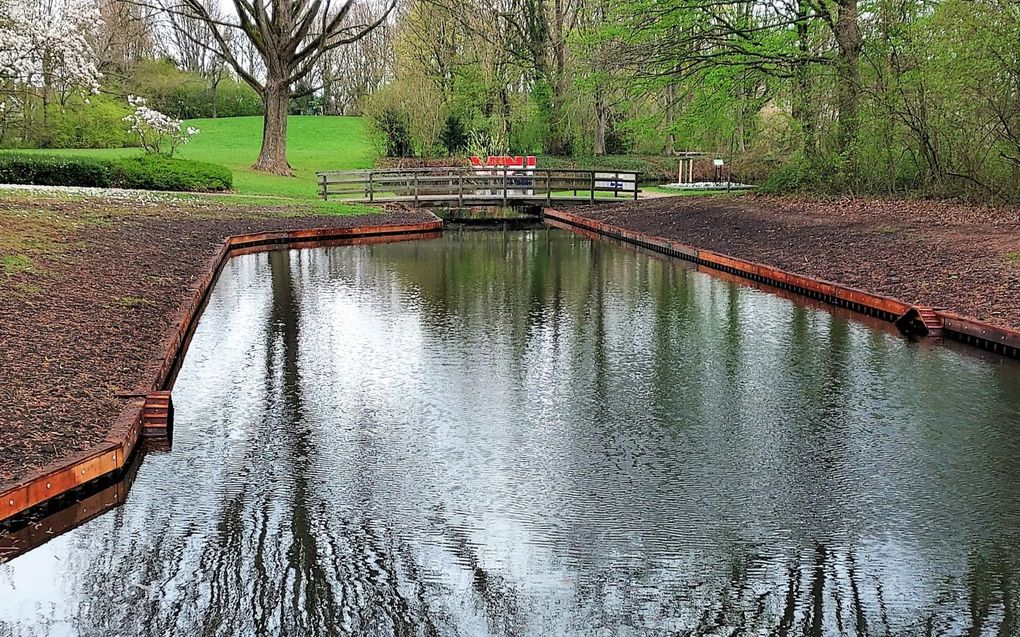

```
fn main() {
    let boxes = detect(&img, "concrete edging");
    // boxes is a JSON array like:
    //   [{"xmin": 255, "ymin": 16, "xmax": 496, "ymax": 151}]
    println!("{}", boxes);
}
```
[
  {"xmin": 0, "ymin": 220, "xmax": 444, "ymax": 524},
  {"xmin": 543, "ymin": 207, "xmax": 1020, "ymax": 359}
]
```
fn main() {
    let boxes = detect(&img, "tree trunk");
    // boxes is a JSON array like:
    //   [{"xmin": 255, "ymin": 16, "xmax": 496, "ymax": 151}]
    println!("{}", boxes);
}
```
[
  {"xmin": 547, "ymin": 68, "xmax": 569, "ymax": 155},
  {"xmin": 210, "ymin": 77, "xmax": 220, "ymax": 119},
  {"xmin": 545, "ymin": 0, "xmax": 570, "ymax": 155},
  {"xmin": 792, "ymin": 1, "xmax": 816, "ymax": 157},
  {"xmin": 254, "ymin": 80, "xmax": 292, "ymax": 175},
  {"xmin": 322, "ymin": 72, "xmax": 334, "ymax": 115},
  {"xmin": 593, "ymin": 87, "xmax": 608, "ymax": 156},
  {"xmin": 834, "ymin": 0, "xmax": 862, "ymax": 156}
]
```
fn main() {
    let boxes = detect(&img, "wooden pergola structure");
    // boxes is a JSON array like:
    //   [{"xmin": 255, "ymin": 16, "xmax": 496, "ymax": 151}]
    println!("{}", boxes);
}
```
[{"xmin": 675, "ymin": 151, "xmax": 707, "ymax": 184}]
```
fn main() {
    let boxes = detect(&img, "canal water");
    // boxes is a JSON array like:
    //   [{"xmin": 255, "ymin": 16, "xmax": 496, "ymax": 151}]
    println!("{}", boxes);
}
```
[{"xmin": 3, "ymin": 228, "xmax": 1020, "ymax": 636}]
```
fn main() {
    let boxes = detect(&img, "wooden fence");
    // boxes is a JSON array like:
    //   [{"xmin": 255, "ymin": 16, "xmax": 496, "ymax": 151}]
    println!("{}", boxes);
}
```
[{"xmin": 317, "ymin": 167, "xmax": 641, "ymax": 206}]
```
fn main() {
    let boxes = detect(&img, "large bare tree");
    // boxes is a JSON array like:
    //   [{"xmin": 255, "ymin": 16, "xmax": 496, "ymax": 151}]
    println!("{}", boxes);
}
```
[{"xmin": 170, "ymin": 0, "xmax": 396, "ymax": 174}]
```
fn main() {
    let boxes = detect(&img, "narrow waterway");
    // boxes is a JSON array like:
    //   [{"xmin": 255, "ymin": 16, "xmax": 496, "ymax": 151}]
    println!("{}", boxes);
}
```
[{"xmin": 3, "ymin": 228, "xmax": 1020, "ymax": 636}]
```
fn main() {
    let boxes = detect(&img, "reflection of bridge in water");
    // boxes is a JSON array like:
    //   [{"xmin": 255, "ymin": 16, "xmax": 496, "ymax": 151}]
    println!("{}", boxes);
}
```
[{"xmin": 317, "ymin": 167, "xmax": 641, "ymax": 206}]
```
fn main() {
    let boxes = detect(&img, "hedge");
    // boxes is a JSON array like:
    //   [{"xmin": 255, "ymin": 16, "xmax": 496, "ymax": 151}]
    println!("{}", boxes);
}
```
[
  {"xmin": 109, "ymin": 156, "xmax": 232, "ymax": 191},
  {"xmin": 0, "ymin": 154, "xmax": 232, "ymax": 192},
  {"xmin": 0, "ymin": 154, "xmax": 113, "ymax": 187}
]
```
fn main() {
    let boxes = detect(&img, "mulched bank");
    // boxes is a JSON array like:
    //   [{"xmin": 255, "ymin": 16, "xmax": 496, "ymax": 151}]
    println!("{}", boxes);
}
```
[
  {"xmin": 0, "ymin": 194, "xmax": 436, "ymax": 484},
  {"xmin": 573, "ymin": 195, "xmax": 1020, "ymax": 331},
  {"xmin": 3, "ymin": 191, "xmax": 1019, "ymax": 485}
]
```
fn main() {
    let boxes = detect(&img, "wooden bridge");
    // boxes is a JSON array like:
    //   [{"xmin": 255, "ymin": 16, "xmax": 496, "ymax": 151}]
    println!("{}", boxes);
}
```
[{"xmin": 317, "ymin": 167, "xmax": 641, "ymax": 206}]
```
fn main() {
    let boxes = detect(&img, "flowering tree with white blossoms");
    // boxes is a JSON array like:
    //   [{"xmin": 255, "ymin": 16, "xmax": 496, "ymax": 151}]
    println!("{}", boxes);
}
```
[
  {"xmin": 123, "ymin": 95, "xmax": 199, "ymax": 158},
  {"xmin": 0, "ymin": 0, "xmax": 101, "ymax": 90},
  {"xmin": 0, "ymin": 0, "xmax": 102, "ymax": 142}
]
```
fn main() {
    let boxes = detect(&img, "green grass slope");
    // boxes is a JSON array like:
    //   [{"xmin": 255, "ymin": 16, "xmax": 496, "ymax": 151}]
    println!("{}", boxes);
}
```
[
  {"xmin": 178, "ymin": 116, "xmax": 375, "ymax": 199},
  {"xmin": 8, "ymin": 116, "xmax": 376, "ymax": 201}
]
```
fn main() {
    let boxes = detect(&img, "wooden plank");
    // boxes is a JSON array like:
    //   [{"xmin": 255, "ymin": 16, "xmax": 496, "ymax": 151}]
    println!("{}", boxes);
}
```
[{"xmin": 317, "ymin": 167, "xmax": 642, "ymax": 206}]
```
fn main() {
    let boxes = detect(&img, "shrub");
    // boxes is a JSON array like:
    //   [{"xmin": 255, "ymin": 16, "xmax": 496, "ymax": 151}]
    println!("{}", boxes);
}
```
[
  {"xmin": 603, "ymin": 114, "xmax": 636, "ymax": 156},
  {"xmin": 47, "ymin": 95, "xmax": 136, "ymax": 149},
  {"xmin": 757, "ymin": 155, "xmax": 838, "ymax": 194},
  {"xmin": 371, "ymin": 106, "xmax": 414, "ymax": 157},
  {"xmin": 108, "ymin": 156, "xmax": 231, "ymax": 191},
  {"xmin": 123, "ymin": 96, "xmax": 199, "ymax": 158},
  {"xmin": 439, "ymin": 114, "xmax": 470, "ymax": 154},
  {"xmin": 127, "ymin": 59, "xmax": 263, "ymax": 120},
  {"xmin": 536, "ymin": 154, "xmax": 677, "ymax": 184},
  {"xmin": 212, "ymin": 81, "xmax": 264, "ymax": 118},
  {"xmin": 0, "ymin": 153, "xmax": 232, "ymax": 191},
  {"xmin": 0, "ymin": 154, "xmax": 112, "ymax": 186}
]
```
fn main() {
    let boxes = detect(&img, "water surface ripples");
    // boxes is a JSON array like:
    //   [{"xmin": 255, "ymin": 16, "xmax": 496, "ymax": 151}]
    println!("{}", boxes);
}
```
[{"xmin": 2, "ymin": 229, "xmax": 1020, "ymax": 636}]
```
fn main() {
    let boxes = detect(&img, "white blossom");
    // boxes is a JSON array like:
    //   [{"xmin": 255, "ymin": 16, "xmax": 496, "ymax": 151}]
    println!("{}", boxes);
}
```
[
  {"xmin": 123, "ymin": 96, "xmax": 199, "ymax": 158},
  {"xmin": 0, "ymin": 0, "xmax": 102, "ymax": 93}
]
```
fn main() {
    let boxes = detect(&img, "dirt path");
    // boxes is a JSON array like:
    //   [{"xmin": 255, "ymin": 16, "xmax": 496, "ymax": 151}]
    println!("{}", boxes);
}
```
[
  {"xmin": 0, "ymin": 192, "xmax": 436, "ymax": 483},
  {"xmin": 572, "ymin": 195, "xmax": 1020, "ymax": 331}
]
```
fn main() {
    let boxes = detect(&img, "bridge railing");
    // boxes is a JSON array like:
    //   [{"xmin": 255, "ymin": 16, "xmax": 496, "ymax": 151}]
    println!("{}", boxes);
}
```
[{"xmin": 317, "ymin": 167, "xmax": 641, "ymax": 205}]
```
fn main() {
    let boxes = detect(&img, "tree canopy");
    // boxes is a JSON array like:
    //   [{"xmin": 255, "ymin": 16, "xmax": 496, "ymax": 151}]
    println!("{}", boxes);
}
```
[{"xmin": 2, "ymin": 0, "xmax": 1019, "ymax": 199}]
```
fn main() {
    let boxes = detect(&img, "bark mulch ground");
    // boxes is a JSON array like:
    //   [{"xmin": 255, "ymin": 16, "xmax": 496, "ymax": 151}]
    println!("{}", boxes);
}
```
[
  {"xmin": 574, "ymin": 194, "xmax": 1020, "ymax": 331},
  {"xmin": 0, "ymin": 191, "xmax": 436, "ymax": 485},
  {"xmin": 3, "ymin": 191, "xmax": 1018, "ymax": 486}
]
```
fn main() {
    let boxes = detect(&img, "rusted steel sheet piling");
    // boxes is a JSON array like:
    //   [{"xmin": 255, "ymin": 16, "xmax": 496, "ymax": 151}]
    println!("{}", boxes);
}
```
[
  {"xmin": 543, "ymin": 207, "xmax": 1020, "ymax": 359},
  {"xmin": 0, "ymin": 450, "xmax": 142, "ymax": 563},
  {"xmin": 142, "ymin": 392, "xmax": 173, "ymax": 439},
  {"xmin": 0, "ymin": 221, "xmax": 444, "ymax": 524}
]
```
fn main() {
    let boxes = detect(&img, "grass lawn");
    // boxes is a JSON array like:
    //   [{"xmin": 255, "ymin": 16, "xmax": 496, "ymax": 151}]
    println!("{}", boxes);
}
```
[
  {"xmin": 4, "ymin": 115, "xmax": 743, "ymax": 206},
  {"xmin": 179, "ymin": 116, "xmax": 376, "ymax": 198},
  {"xmin": 8, "ymin": 116, "xmax": 377, "ymax": 206}
]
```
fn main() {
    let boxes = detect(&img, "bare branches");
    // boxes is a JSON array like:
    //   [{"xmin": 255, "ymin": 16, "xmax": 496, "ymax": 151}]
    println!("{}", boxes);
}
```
[{"xmin": 153, "ymin": 0, "xmax": 394, "ymax": 97}]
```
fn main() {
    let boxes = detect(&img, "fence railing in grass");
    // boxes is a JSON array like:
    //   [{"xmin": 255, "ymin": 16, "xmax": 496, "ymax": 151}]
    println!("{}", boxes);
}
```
[{"xmin": 317, "ymin": 167, "xmax": 641, "ymax": 206}]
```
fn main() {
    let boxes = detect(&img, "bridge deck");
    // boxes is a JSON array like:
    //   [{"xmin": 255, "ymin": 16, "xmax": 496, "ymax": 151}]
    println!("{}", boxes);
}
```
[
  {"xmin": 338, "ymin": 193, "xmax": 636, "ymax": 206},
  {"xmin": 317, "ymin": 167, "xmax": 641, "ymax": 206}
]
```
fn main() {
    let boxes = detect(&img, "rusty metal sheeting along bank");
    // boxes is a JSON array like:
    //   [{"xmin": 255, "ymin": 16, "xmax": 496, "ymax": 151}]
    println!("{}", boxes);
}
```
[
  {"xmin": 0, "ymin": 221, "xmax": 443, "ymax": 524},
  {"xmin": 543, "ymin": 207, "xmax": 1020, "ymax": 359}
]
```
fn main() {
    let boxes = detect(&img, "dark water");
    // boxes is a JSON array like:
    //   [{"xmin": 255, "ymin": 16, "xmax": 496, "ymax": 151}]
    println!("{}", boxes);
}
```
[{"xmin": 3, "ymin": 229, "xmax": 1020, "ymax": 636}]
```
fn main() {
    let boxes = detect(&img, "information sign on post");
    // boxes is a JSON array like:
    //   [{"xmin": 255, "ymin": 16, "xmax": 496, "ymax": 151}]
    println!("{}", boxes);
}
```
[{"xmin": 594, "ymin": 172, "xmax": 637, "ymax": 192}]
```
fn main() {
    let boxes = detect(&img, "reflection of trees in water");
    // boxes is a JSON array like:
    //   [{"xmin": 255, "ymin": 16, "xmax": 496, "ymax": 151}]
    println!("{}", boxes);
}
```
[
  {"xmin": 61, "ymin": 250, "xmax": 442, "ymax": 636},
  {"xmin": 10, "ymin": 234, "xmax": 1020, "ymax": 636},
  {"xmin": 421, "ymin": 507, "xmax": 526, "ymax": 637},
  {"xmin": 560, "ymin": 542, "xmax": 1018, "ymax": 635},
  {"xmin": 657, "ymin": 543, "xmax": 1019, "ymax": 636},
  {"xmin": 358, "ymin": 230, "xmax": 1020, "ymax": 636}
]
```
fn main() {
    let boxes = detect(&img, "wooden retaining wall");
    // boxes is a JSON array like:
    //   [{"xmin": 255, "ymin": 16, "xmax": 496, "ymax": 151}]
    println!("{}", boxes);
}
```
[
  {"xmin": 544, "ymin": 208, "xmax": 1020, "ymax": 359},
  {"xmin": 0, "ymin": 221, "xmax": 443, "ymax": 525}
]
